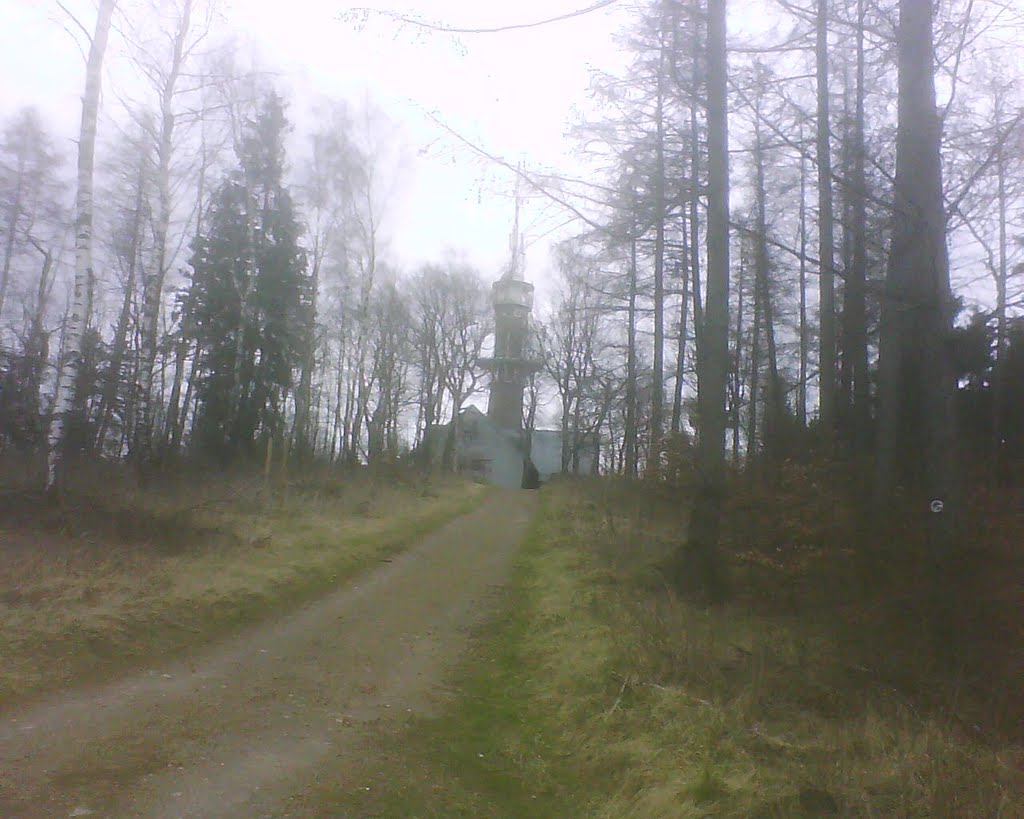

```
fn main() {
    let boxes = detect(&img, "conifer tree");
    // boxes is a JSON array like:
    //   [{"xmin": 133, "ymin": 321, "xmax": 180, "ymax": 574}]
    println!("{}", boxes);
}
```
[{"xmin": 186, "ymin": 92, "xmax": 312, "ymax": 460}]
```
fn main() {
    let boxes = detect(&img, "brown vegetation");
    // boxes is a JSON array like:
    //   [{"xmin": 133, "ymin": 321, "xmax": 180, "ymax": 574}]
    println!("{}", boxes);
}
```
[
  {"xmin": 0, "ymin": 453, "xmax": 485, "ymax": 705},
  {"xmin": 379, "ymin": 478, "xmax": 1023, "ymax": 817}
]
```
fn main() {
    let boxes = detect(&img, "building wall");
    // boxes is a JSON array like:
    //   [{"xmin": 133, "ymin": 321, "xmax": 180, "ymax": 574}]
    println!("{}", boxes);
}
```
[
  {"xmin": 428, "ymin": 407, "xmax": 596, "ymax": 489},
  {"xmin": 458, "ymin": 411, "xmax": 525, "ymax": 489}
]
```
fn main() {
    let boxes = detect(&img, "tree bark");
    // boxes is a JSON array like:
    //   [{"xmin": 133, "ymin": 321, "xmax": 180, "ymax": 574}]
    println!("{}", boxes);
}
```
[
  {"xmin": 991, "ymin": 115, "xmax": 1008, "ymax": 482},
  {"xmin": 748, "ymin": 241, "xmax": 760, "ymax": 459},
  {"xmin": 136, "ymin": 0, "xmax": 193, "ymax": 466},
  {"xmin": 875, "ymin": 0, "xmax": 959, "ymax": 648},
  {"xmin": 650, "ymin": 21, "xmax": 668, "ymax": 464},
  {"xmin": 685, "ymin": 0, "xmax": 729, "ymax": 600},
  {"xmin": 46, "ymin": 0, "xmax": 116, "ymax": 494},
  {"xmin": 671, "ymin": 253, "xmax": 689, "ymax": 434},
  {"xmin": 816, "ymin": 0, "xmax": 837, "ymax": 441},
  {"xmin": 843, "ymin": 0, "xmax": 870, "ymax": 452},
  {"xmin": 624, "ymin": 237, "xmax": 639, "ymax": 477},
  {"xmin": 797, "ymin": 129, "xmax": 809, "ymax": 427},
  {"xmin": 753, "ymin": 110, "xmax": 785, "ymax": 464}
]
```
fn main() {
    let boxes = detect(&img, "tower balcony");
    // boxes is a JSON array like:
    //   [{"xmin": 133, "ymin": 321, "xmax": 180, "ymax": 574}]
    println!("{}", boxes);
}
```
[
  {"xmin": 478, "ymin": 353, "xmax": 543, "ymax": 376},
  {"xmin": 492, "ymin": 278, "xmax": 534, "ymax": 310}
]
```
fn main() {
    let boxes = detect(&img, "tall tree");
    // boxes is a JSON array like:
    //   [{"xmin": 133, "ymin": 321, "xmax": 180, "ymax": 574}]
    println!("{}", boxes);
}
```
[
  {"xmin": 0, "ymin": 109, "xmax": 64, "ymax": 327},
  {"xmin": 839, "ymin": 0, "xmax": 870, "ymax": 452},
  {"xmin": 685, "ymin": 0, "xmax": 729, "ymax": 599},
  {"xmin": 815, "ymin": 0, "xmax": 837, "ymax": 442},
  {"xmin": 46, "ymin": 0, "xmax": 117, "ymax": 493},
  {"xmin": 186, "ymin": 92, "xmax": 312, "ymax": 460},
  {"xmin": 134, "ymin": 0, "xmax": 202, "ymax": 466},
  {"xmin": 875, "ymin": 0, "xmax": 959, "ymax": 641}
]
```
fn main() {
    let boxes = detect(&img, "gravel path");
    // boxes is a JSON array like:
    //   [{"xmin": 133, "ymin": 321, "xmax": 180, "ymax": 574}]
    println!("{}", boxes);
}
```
[{"xmin": 0, "ymin": 490, "xmax": 536, "ymax": 818}]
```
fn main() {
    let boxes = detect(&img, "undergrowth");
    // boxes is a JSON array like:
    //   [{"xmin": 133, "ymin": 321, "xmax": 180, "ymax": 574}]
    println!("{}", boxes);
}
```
[{"xmin": 374, "ymin": 477, "xmax": 1023, "ymax": 818}]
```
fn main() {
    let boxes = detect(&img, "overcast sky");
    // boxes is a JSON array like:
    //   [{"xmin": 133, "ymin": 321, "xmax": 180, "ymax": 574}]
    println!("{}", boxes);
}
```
[{"xmin": 1, "ymin": 0, "xmax": 632, "ymax": 293}]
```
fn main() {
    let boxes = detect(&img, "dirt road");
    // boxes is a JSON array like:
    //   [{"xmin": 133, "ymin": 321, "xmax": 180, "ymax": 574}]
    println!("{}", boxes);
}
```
[{"xmin": 0, "ymin": 490, "xmax": 536, "ymax": 818}]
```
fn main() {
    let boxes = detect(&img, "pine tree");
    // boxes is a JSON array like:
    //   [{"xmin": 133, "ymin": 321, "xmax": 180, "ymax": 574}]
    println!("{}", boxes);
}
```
[{"xmin": 186, "ymin": 92, "xmax": 312, "ymax": 461}]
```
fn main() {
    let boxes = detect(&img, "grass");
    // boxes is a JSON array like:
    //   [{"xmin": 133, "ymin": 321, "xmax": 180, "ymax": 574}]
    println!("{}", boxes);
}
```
[
  {"xmin": 0, "ymin": 456, "xmax": 487, "ymax": 706},
  {"xmin": 353, "ymin": 478, "xmax": 1023, "ymax": 818},
  {"xmin": 305, "ymin": 491, "xmax": 590, "ymax": 817}
]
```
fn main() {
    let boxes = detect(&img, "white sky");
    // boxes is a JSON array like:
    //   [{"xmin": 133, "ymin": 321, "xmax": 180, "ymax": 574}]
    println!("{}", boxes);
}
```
[{"xmin": 0, "ymin": 0, "xmax": 631, "ymax": 294}]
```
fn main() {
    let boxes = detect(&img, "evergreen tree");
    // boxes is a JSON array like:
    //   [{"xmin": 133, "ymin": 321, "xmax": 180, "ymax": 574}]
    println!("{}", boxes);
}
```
[{"xmin": 186, "ymin": 92, "xmax": 312, "ymax": 460}]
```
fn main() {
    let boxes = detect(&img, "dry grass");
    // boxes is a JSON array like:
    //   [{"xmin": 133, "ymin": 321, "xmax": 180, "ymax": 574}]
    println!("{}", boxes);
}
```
[
  {"xmin": 0, "ymin": 454, "xmax": 486, "ymax": 705},
  {"xmin": 403, "ymin": 478, "xmax": 1023, "ymax": 817}
]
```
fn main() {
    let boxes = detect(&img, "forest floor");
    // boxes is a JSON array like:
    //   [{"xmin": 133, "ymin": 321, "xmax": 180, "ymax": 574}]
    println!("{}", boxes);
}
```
[
  {"xmin": 0, "ymin": 483, "xmax": 535, "ymax": 817},
  {"xmin": 2, "ymin": 469, "xmax": 1020, "ymax": 817},
  {"xmin": 353, "ymin": 478, "xmax": 1024, "ymax": 818}
]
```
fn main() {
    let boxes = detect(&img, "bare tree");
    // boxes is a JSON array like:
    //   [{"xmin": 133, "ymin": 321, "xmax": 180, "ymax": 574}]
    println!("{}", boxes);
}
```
[
  {"xmin": 46, "ymin": 0, "xmax": 117, "ymax": 493},
  {"xmin": 133, "ymin": 0, "xmax": 213, "ymax": 466}
]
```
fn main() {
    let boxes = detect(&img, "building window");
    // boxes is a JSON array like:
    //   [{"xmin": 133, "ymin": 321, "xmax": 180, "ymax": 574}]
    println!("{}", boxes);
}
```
[{"xmin": 468, "ymin": 458, "xmax": 489, "ymax": 475}]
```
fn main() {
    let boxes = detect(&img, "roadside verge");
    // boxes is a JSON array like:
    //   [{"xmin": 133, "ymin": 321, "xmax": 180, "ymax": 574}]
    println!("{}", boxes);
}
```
[
  {"xmin": 354, "ymin": 478, "xmax": 1023, "ymax": 818},
  {"xmin": 0, "ymin": 473, "xmax": 487, "ymax": 706}
]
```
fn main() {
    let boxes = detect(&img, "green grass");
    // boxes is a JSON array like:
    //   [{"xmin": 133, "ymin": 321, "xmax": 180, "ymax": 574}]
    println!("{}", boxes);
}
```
[
  {"xmin": 0, "ymin": 463, "xmax": 487, "ymax": 706},
  {"xmin": 348, "ymin": 479, "xmax": 1024, "ymax": 818}
]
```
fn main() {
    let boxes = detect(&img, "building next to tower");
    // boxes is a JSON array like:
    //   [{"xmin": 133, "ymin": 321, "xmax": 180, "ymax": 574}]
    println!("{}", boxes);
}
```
[
  {"xmin": 425, "ymin": 257, "xmax": 594, "ymax": 488},
  {"xmin": 426, "ymin": 262, "xmax": 594, "ymax": 488},
  {"xmin": 425, "ymin": 183, "xmax": 595, "ymax": 487}
]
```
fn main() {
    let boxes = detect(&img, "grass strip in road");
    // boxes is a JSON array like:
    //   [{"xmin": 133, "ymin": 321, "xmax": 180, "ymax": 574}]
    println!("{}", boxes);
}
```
[
  {"xmin": 350, "ymin": 478, "xmax": 1023, "ymax": 818},
  {"xmin": 0, "ymin": 469, "xmax": 487, "ymax": 706},
  {"xmin": 317, "ymin": 484, "xmax": 591, "ymax": 818}
]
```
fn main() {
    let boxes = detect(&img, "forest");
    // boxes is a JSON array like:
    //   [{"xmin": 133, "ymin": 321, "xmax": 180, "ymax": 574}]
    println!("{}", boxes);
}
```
[
  {"xmin": 0, "ymin": 0, "xmax": 1020, "ymax": 501},
  {"xmin": 1, "ymin": 0, "xmax": 1022, "ymax": 620},
  {"xmin": 1, "ymin": 0, "xmax": 1023, "ymax": 814}
]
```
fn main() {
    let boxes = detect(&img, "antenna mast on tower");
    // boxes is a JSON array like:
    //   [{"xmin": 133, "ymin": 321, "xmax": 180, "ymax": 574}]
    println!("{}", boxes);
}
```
[{"xmin": 504, "ymin": 164, "xmax": 527, "ymax": 281}]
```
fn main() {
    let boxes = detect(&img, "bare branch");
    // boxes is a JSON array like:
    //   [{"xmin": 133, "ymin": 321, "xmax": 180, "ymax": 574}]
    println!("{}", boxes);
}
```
[{"xmin": 343, "ymin": 0, "xmax": 620, "ymax": 35}]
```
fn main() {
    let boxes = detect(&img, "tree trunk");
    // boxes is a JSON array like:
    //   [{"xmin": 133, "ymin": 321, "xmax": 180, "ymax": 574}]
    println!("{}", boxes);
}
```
[
  {"xmin": 46, "ymin": 0, "xmax": 116, "ymax": 494},
  {"xmin": 747, "ymin": 241, "xmax": 760, "ymax": 460},
  {"xmin": 94, "ymin": 264, "xmax": 135, "ymax": 452},
  {"xmin": 0, "ymin": 147, "xmax": 26, "ymax": 322},
  {"xmin": 843, "ymin": 0, "xmax": 870, "ymax": 452},
  {"xmin": 991, "ymin": 120, "xmax": 1008, "ymax": 483},
  {"xmin": 650, "ymin": 28, "xmax": 668, "ymax": 465},
  {"xmin": 753, "ymin": 114, "xmax": 785, "ymax": 463},
  {"xmin": 733, "ymin": 236, "xmax": 745, "ymax": 462},
  {"xmin": 689, "ymin": 71, "xmax": 704, "ymax": 345},
  {"xmin": 816, "ymin": 0, "xmax": 837, "ymax": 442},
  {"xmin": 293, "ymin": 260, "xmax": 318, "ymax": 461},
  {"xmin": 797, "ymin": 129, "xmax": 809, "ymax": 427},
  {"xmin": 136, "ymin": 0, "xmax": 192, "ymax": 466},
  {"xmin": 875, "ymin": 0, "xmax": 959, "ymax": 649},
  {"xmin": 685, "ymin": 0, "xmax": 729, "ymax": 600},
  {"xmin": 96, "ymin": 156, "xmax": 147, "ymax": 452},
  {"xmin": 672, "ymin": 253, "xmax": 689, "ymax": 434},
  {"xmin": 624, "ymin": 238, "xmax": 639, "ymax": 476},
  {"xmin": 162, "ymin": 334, "xmax": 190, "ymax": 455}
]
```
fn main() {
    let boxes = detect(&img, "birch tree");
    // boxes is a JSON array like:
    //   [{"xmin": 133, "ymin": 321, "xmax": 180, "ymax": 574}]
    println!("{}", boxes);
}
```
[
  {"xmin": 134, "ymin": 0, "xmax": 207, "ymax": 466},
  {"xmin": 46, "ymin": 0, "xmax": 117, "ymax": 493}
]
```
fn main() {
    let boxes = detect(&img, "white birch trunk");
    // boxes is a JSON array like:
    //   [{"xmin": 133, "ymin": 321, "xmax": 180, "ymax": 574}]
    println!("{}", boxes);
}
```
[
  {"xmin": 46, "ymin": 0, "xmax": 116, "ymax": 492},
  {"xmin": 136, "ymin": 0, "xmax": 192, "ymax": 463}
]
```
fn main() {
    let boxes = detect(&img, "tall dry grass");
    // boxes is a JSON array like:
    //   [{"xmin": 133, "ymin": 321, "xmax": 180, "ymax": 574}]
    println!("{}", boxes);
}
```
[
  {"xmin": 0, "ymin": 453, "xmax": 485, "ymax": 704},
  {"xmin": 486, "ymin": 478, "xmax": 1024, "ymax": 817}
]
